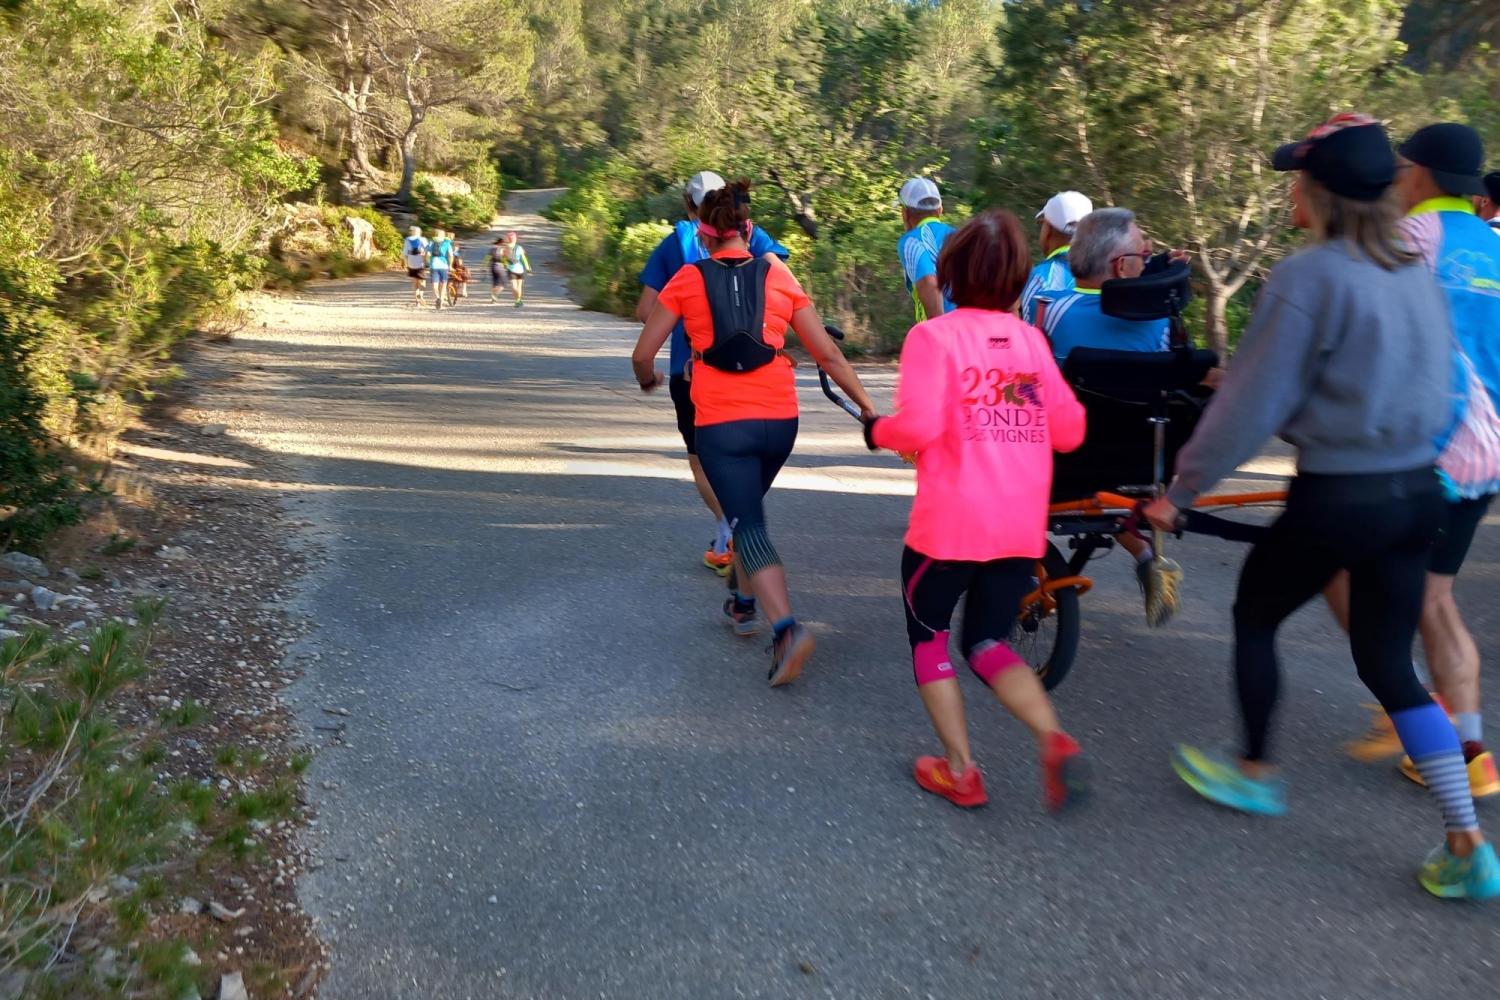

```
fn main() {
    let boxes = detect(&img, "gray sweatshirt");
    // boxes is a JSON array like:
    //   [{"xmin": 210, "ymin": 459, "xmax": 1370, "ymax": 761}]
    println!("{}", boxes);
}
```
[{"xmin": 1167, "ymin": 240, "xmax": 1452, "ymax": 507}]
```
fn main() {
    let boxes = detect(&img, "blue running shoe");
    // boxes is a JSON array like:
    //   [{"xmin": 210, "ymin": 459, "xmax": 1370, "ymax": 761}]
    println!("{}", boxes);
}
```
[
  {"xmin": 1172, "ymin": 745, "xmax": 1287, "ymax": 816},
  {"xmin": 1419, "ymin": 841, "xmax": 1500, "ymax": 900}
]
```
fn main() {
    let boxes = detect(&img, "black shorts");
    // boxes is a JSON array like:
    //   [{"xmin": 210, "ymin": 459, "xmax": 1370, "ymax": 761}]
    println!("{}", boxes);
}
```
[
  {"xmin": 1430, "ymin": 494, "xmax": 1494, "ymax": 576},
  {"xmin": 901, "ymin": 547, "xmax": 1033, "ymax": 656},
  {"xmin": 669, "ymin": 375, "xmax": 696, "ymax": 455},
  {"xmin": 407, "ymin": 267, "xmax": 426, "ymax": 280}
]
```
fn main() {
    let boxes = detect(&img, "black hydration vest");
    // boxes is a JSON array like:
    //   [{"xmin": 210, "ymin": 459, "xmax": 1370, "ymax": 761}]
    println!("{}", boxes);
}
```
[{"xmin": 692, "ymin": 256, "xmax": 777, "ymax": 373}]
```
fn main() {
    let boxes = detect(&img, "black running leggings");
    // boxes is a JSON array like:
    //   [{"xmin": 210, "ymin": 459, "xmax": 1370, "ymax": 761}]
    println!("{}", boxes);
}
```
[
  {"xmin": 695, "ymin": 418, "xmax": 798, "ymax": 580},
  {"xmin": 1233, "ymin": 468, "xmax": 1444, "ymax": 762}
]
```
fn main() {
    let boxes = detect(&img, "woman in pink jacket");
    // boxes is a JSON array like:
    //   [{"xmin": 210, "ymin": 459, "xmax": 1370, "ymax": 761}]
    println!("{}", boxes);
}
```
[{"xmin": 864, "ymin": 209, "xmax": 1088, "ymax": 812}]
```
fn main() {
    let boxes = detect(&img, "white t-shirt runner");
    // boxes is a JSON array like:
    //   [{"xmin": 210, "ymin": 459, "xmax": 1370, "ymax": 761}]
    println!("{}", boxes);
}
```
[{"xmin": 403, "ymin": 236, "xmax": 429, "ymax": 270}]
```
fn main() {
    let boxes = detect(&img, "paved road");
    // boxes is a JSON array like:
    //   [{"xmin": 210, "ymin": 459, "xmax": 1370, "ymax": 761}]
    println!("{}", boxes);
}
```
[{"xmin": 227, "ymin": 191, "xmax": 1499, "ymax": 998}]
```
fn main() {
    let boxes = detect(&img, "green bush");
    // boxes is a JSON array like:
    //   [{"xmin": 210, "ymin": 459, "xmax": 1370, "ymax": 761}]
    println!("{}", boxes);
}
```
[{"xmin": 410, "ymin": 177, "xmax": 493, "ymax": 232}]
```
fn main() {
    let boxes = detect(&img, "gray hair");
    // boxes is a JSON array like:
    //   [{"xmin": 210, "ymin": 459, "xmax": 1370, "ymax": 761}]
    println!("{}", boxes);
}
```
[{"xmin": 1069, "ymin": 207, "xmax": 1137, "ymax": 281}]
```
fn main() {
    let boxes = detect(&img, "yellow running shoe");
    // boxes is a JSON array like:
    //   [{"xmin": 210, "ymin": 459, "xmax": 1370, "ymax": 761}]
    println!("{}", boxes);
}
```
[
  {"xmin": 1344, "ymin": 705, "xmax": 1404, "ymax": 762},
  {"xmin": 1398, "ymin": 751, "xmax": 1500, "ymax": 799}
]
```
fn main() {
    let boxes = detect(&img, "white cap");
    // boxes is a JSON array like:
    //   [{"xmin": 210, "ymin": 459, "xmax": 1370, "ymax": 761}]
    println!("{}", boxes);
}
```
[
  {"xmin": 686, "ymin": 171, "xmax": 727, "ymax": 207},
  {"xmin": 899, "ymin": 177, "xmax": 943, "ymax": 211},
  {"xmin": 1037, "ymin": 191, "xmax": 1093, "ymax": 236}
]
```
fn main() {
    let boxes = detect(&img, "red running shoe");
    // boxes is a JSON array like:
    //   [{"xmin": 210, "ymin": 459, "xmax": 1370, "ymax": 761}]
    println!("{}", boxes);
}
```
[
  {"xmin": 1040, "ymin": 731, "xmax": 1085, "ymax": 813},
  {"xmin": 913, "ymin": 757, "xmax": 988, "ymax": 809}
]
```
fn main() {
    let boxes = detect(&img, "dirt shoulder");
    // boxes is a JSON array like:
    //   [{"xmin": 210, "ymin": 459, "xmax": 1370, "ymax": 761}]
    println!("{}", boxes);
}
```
[{"xmin": 3, "ymin": 337, "xmax": 329, "ymax": 996}]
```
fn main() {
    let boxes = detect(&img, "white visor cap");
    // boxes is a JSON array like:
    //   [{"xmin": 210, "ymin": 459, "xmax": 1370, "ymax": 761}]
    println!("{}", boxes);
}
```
[
  {"xmin": 1037, "ymin": 191, "xmax": 1094, "ymax": 236},
  {"xmin": 899, "ymin": 177, "xmax": 943, "ymax": 211},
  {"xmin": 686, "ymin": 171, "xmax": 728, "ymax": 207}
]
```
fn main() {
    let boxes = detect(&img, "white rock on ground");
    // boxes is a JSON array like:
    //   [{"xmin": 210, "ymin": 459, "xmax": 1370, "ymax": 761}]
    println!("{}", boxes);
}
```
[{"xmin": 218, "ymin": 970, "xmax": 250, "ymax": 1000}]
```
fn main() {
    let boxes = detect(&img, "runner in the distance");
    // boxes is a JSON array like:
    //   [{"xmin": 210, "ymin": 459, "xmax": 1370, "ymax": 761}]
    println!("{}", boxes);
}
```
[
  {"xmin": 636, "ymin": 171, "xmax": 791, "ymax": 576},
  {"xmin": 428, "ymin": 228, "xmax": 453, "ymax": 311},
  {"xmin": 486, "ymin": 237, "xmax": 508, "ymax": 303},
  {"xmin": 632, "ymin": 179, "xmax": 875, "ymax": 686},
  {"xmin": 504, "ymin": 232, "xmax": 530, "ymax": 308},
  {"xmin": 1020, "ymin": 191, "xmax": 1092, "ymax": 326},
  {"xmin": 403, "ymin": 225, "xmax": 430, "ymax": 306},
  {"xmin": 897, "ymin": 177, "xmax": 956, "ymax": 323},
  {"xmin": 864, "ymin": 209, "xmax": 1087, "ymax": 812},
  {"xmin": 1145, "ymin": 113, "xmax": 1499, "ymax": 900}
]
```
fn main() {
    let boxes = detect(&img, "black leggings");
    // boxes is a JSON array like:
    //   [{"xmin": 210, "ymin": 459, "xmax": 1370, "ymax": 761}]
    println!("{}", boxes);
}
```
[
  {"xmin": 1233, "ymin": 468, "xmax": 1444, "ymax": 761},
  {"xmin": 696, "ymin": 418, "xmax": 798, "ymax": 579}
]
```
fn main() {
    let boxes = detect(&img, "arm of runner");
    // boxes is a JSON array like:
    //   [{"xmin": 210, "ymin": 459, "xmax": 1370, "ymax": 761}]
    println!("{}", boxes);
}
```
[
  {"xmin": 632, "ymin": 301, "xmax": 677, "ymax": 391},
  {"xmin": 636, "ymin": 235, "xmax": 677, "ymax": 324},
  {"xmin": 870, "ymin": 323, "xmax": 947, "ymax": 453},
  {"xmin": 914, "ymin": 276, "xmax": 945, "ymax": 324},
  {"xmin": 791, "ymin": 306, "xmax": 876, "ymax": 418},
  {"xmin": 635, "ymin": 287, "xmax": 660, "ymax": 325},
  {"xmin": 1165, "ymin": 283, "xmax": 1320, "ymax": 509}
]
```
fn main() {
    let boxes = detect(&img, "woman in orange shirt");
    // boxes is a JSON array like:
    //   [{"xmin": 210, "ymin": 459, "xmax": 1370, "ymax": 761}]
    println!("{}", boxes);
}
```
[{"xmin": 633, "ymin": 180, "xmax": 876, "ymax": 687}]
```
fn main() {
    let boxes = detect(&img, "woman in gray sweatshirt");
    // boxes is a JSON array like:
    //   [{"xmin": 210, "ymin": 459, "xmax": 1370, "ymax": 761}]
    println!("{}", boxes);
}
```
[{"xmin": 1144, "ymin": 113, "xmax": 1498, "ymax": 900}]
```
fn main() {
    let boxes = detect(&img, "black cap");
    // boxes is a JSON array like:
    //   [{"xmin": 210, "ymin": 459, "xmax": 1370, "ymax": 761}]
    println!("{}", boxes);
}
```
[
  {"xmin": 1484, "ymin": 171, "xmax": 1500, "ymax": 203},
  {"xmin": 1272, "ymin": 113, "xmax": 1395, "ymax": 202},
  {"xmin": 1398, "ymin": 123, "xmax": 1486, "ymax": 196}
]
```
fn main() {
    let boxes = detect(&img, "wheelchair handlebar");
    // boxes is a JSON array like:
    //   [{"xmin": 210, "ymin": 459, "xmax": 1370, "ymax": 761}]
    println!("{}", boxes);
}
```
[{"xmin": 817, "ymin": 324, "xmax": 864, "ymax": 421}]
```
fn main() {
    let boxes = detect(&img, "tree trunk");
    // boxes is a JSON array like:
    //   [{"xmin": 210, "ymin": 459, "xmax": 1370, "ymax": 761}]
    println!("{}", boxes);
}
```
[
  {"xmin": 396, "ymin": 130, "xmax": 419, "ymax": 206},
  {"xmin": 344, "ymin": 106, "xmax": 379, "ymax": 189},
  {"xmin": 1203, "ymin": 283, "xmax": 1229, "ymax": 358}
]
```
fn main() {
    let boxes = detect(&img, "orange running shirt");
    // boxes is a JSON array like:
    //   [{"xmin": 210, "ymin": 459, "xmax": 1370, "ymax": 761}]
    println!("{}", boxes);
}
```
[{"xmin": 656, "ymin": 248, "xmax": 810, "ymax": 426}]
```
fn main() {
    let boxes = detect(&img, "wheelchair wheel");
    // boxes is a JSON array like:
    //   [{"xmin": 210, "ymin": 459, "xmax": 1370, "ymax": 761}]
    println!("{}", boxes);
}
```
[{"xmin": 1010, "ymin": 543, "xmax": 1081, "ymax": 691}]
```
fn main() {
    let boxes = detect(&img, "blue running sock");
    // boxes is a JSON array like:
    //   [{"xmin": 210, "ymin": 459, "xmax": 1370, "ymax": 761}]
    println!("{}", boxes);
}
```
[
  {"xmin": 714, "ymin": 518, "xmax": 732, "ymax": 555},
  {"xmin": 1392, "ymin": 702, "xmax": 1479, "ymax": 832},
  {"xmin": 772, "ymin": 616, "xmax": 796, "ymax": 641},
  {"xmin": 1456, "ymin": 712, "xmax": 1483, "ymax": 746},
  {"xmin": 732, "ymin": 592, "xmax": 755, "ymax": 611}
]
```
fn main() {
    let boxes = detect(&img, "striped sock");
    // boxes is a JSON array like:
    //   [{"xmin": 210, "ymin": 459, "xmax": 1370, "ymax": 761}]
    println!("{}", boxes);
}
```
[{"xmin": 1392, "ymin": 702, "xmax": 1479, "ymax": 832}]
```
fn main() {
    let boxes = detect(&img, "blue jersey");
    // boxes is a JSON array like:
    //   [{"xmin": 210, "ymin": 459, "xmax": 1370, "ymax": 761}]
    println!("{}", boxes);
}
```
[
  {"xmin": 1021, "ymin": 248, "xmax": 1075, "ymax": 327},
  {"xmin": 1040, "ymin": 289, "xmax": 1169, "ymax": 361},
  {"xmin": 639, "ymin": 221, "xmax": 790, "ymax": 377},
  {"xmin": 897, "ymin": 217, "xmax": 956, "ymax": 321},
  {"xmin": 430, "ymin": 238, "xmax": 453, "ymax": 270}
]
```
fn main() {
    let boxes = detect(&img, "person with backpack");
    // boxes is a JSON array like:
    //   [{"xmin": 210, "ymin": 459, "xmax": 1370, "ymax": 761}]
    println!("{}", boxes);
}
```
[
  {"xmin": 428, "ymin": 228, "xmax": 454, "ymax": 311},
  {"xmin": 503, "ymin": 231, "xmax": 531, "ymax": 308},
  {"xmin": 403, "ymin": 225, "xmax": 430, "ymax": 306},
  {"xmin": 636, "ymin": 170, "xmax": 792, "ymax": 576},
  {"xmin": 631, "ymin": 179, "xmax": 876, "ymax": 687},
  {"xmin": 486, "ymin": 237, "xmax": 509, "ymax": 303}
]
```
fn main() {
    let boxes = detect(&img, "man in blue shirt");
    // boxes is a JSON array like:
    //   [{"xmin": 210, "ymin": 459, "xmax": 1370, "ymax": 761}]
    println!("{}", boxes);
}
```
[
  {"xmin": 1039, "ymin": 206, "xmax": 1169, "ymax": 581},
  {"xmin": 896, "ymin": 177, "xmax": 956, "ymax": 323},
  {"xmin": 1020, "ymin": 190, "xmax": 1093, "ymax": 326},
  {"xmin": 1038, "ymin": 207, "xmax": 1169, "ymax": 360},
  {"xmin": 636, "ymin": 170, "xmax": 791, "ymax": 574}
]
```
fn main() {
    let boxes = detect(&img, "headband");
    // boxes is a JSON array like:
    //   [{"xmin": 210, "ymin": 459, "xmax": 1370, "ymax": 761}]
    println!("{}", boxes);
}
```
[{"xmin": 697, "ymin": 219, "xmax": 754, "ymax": 242}]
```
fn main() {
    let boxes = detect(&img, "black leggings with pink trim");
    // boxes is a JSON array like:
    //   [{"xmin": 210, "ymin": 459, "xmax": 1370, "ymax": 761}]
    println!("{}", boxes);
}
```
[{"xmin": 900, "ymin": 546, "xmax": 1032, "ymax": 687}]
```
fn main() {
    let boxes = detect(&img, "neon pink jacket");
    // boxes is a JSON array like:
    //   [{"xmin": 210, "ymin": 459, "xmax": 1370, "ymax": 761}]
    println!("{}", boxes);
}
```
[{"xmin": 871, "ymin": 308, "xmax": 1086, "ymax": 561}]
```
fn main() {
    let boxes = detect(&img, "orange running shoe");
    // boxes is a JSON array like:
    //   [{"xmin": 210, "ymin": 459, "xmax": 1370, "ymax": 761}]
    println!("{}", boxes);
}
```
[
  {"xmin": 913, "ymin": 757, "xmax": 988, "ymax": 809},
  {"xmin": 1344, "ymin": 705, "xmax": 1404, "ymax": 762},
  {"xmin": 703, "ymin": 543, "xmax": 733, "ymax": 577},
  {"xmin": 1040, "ymin": 731, "xmax": 1086, "ymax": 813}
]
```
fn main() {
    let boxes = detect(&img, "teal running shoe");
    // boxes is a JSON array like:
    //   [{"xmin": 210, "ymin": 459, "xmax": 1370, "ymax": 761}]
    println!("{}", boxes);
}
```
[
  {"xmin": 1171, "ymin": 745, "xmax": 1287, "ymax": 816},
  {"xmin": 1419, "ymin": 841, "xmax": 1500, "ymax": 900}
]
